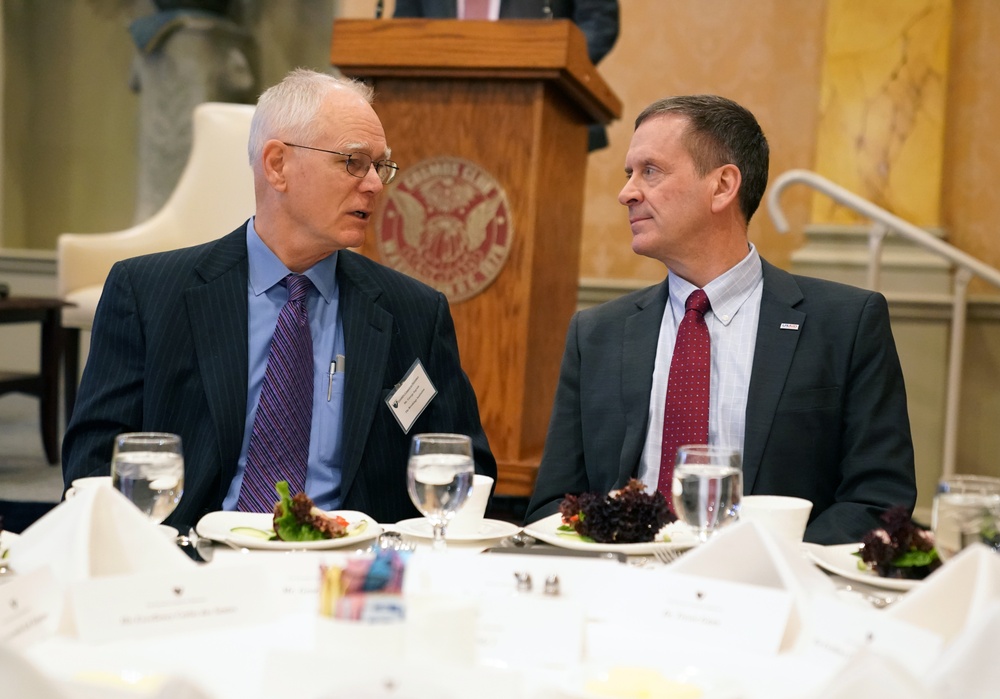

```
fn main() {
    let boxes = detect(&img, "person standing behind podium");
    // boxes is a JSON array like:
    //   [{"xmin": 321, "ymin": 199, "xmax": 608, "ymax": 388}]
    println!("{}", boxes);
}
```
[
  {"xmin": 392, "ymin": 0, "xmax": 619, "ymax": 151},
  {"xmin": 63, "ymin": 68, "xmax": 496, "ymax": 530},
  {"xmin": 524, "ymin": 94, "xmax": 917, "ymax": 545}
]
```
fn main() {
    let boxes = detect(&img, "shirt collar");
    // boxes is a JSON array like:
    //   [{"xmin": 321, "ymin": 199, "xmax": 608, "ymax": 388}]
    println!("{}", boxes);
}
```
[
  {"xmin": 246, "ymin": 217, "xmax": 338, "ymax": 303},
  {"xmin": 668, "ymin": 243, "xmax": 763, "ymax": 326}
]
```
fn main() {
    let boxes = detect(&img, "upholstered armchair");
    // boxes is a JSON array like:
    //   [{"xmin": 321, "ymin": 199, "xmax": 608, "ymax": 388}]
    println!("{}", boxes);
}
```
[{"xmin": 57, "ymin": 101, "xmax": 256, "ymax": 420}]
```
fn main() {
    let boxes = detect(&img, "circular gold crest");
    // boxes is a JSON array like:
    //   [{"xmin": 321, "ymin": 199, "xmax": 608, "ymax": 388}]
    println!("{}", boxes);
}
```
[{"xmin": 375, "ymin": 157, "xmax": 513, "ymax": 303}]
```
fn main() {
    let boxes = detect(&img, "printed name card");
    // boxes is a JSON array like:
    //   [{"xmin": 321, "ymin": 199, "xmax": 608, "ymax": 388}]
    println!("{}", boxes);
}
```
[
  {"xmin": 70, "ymin": 563, "xmax": 279, "ymax": 643},
  {"xmin": 477, "ymin": 592, "xmax": 586, "ymax": 669},
  {"xmin": 213, "ymin": 550, "xmax": 353, "ymax": 613},
  {"xmin": 0, "ymin": 567, "xmax": 60, "ymax": 645},
  {"xmin": 588, "ymin": 570, "xmax": 794, "ymax": 660},
  {"xmin": 806, "ymin": 596, "xmax": 943, "ymax": 677}
]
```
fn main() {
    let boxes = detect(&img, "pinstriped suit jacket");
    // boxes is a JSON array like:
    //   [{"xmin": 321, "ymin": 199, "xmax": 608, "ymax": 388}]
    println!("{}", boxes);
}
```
[
  {"xmin": 62, "ymin": 225, "xmax": 496, "ymax": 530},
  {"xmin": 525, "ymin": 260, "xmax": 917, "ymax": 545}
]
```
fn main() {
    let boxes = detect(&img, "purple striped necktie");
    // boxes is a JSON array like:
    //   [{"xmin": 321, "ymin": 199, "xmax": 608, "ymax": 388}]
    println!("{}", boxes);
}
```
[{"xmin": 237, "ymin": 274, "xmax": 314, "ymax": 513}]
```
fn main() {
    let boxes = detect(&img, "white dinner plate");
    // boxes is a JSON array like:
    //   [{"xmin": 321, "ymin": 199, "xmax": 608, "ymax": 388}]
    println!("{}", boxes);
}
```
[
  {"xmin": 803, "ymin": 542, "xmax": 922, "ymax": 591},
  {"xmin": 523, "ymin": 513, "xmax": 698, "ymax": 554},
  {"xmin": 196, "ymin": 510, "xmax": 381, "ymax": 550},
  {"xmin": 394, "ymin": 517, "xmax": 520, "ymax": 542}
]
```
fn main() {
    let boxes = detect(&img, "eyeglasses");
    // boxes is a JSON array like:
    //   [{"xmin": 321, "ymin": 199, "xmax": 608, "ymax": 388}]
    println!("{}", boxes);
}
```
[{"xmin": 282, "ymin": 142, "xmax": 399, "ymax": 184}]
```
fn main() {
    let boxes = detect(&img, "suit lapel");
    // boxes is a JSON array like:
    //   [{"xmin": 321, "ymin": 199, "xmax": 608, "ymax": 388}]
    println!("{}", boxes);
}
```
[
  {"xmin": 336, "ymin": 252, "xmax": 393, "ymax": 501},
  {"xmin": 743, "ymin": 261, "xmax": 805, "ymax": 491},
  {"xmin": 186, "ymin": 227, "xmax": 250, "ymax": 490},
  {"xmin": 619, "ymin": 281, "xmax": 669, "ymax": 485}
]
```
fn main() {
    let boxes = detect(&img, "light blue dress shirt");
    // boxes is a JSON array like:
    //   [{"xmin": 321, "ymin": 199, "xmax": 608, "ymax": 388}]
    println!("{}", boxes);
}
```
[
  {"xmin": 223, "ymin": 218, "xmax": 346, "ymax": 510},
  {"xmin": 638, "ymin": 244, "xmax": 764, "ymax": 492}
]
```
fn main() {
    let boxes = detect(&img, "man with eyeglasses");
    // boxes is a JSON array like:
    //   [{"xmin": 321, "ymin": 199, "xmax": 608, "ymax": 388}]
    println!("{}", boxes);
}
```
[{"xmin": 63, "ymin": 68, "xmax": 497, "ymax": 530}]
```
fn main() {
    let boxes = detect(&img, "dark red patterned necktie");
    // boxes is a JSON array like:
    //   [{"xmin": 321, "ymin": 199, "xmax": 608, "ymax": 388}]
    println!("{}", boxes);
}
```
[
  {"xmin": 238, "ymin": 274, "xmax": 313, "ymax": 512},
  {"xmin": 657, "ymin": 289, "xmax": 711, "ymax": 502}
]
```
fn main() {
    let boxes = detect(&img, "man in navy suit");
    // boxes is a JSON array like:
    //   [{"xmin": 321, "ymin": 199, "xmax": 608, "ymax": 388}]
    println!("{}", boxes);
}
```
[
  {"xmin": 63, "ymin": 68, "xmax": 496, "ymax": 530},
  {"xmin": 392, "ymin": 0, "xmax": 619, "ymax": 151},
  {"xmin": 525, "ymin": 95, "xmax": 917, "ymax": 544}
]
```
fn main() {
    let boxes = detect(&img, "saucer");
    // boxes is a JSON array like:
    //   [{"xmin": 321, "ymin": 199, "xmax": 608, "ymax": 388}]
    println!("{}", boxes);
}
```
[{"xmin": 394, "ymin": 517, "xmax": 520, "ymax": 542}]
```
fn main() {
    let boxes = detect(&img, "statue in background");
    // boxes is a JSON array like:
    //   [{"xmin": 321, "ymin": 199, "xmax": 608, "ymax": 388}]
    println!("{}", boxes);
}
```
[{"xmin": 128, "ymin": 0, "xmax": 258, "ymax": 222}]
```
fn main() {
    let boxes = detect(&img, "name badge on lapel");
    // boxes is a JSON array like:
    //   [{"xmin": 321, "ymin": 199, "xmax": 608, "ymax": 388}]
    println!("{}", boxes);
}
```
[{"xmin": 386, "ymin": 359, "xmax": 438, "ymax": 433}]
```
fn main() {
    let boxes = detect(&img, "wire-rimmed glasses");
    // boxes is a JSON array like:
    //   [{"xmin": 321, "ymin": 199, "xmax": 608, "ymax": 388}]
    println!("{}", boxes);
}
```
[{"xmin": 282, "ymin": 142, "xmax": 398, "ymax": 184}]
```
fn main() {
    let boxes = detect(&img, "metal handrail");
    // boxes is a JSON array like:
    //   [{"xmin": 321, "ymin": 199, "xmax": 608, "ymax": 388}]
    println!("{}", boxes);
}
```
[{"xmin": 767, "ymin": 168, "xmax": 1000, "ymax": 480}]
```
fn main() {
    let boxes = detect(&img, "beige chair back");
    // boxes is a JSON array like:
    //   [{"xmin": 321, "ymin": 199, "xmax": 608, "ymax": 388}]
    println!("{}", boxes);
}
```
[{"xmin": 58, "ymin": 101, "xmax": 256, "ymax": 330}]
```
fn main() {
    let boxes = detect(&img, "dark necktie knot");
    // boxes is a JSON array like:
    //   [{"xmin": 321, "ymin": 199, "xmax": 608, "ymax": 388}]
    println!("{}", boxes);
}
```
[
  {"xmin": 286, "ymin": 274, "xmax": 312, "ymax": 304},
  {"xmin": 685, "ymin": 289, "xmax": 711, "ymax": 317}
]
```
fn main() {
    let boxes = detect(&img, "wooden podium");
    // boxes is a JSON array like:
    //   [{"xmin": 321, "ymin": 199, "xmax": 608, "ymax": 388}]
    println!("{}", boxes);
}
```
[{"xmin": 331, "ymin": 19, "xmax": 621, "ymax": 497}]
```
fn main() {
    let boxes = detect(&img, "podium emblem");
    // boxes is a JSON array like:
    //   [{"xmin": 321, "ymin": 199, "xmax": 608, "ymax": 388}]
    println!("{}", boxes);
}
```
[{"xmin": 376, "ymin": 157, "xmax": 513, "ymax": 303}]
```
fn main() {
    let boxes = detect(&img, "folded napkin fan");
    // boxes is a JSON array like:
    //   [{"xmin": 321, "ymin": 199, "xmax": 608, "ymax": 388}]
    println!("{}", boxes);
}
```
[
  {"xmin": 7, "ymin": 485, "xmax": 194, "ymax": 588},
  {"xmin": 887, "ymin": 542, "xmax": 1000, "ymax": 644},
  {"xmin": 925, "ymin": 599, "xmax": 1000, "ymax": 699},
  {"xmin": 670, "ymin": 520, "xmax": 837, "ymax": 650},
  {"xmin": 808, "ymin": 647, "xmax": 933, "ymax": 699},
  {"xmin": 0, "ymin": 643, "xmax": 70, "ymax": 699}
]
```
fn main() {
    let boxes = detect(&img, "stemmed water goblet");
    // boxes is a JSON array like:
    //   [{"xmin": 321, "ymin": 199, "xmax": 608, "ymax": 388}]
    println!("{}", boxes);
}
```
[
  {"xmin": 111, "ymin": 432, "xmax": 185, "ymax": 524},
  {"xmin": 405, "ymin": 433, "xmax": 475, "ymax": 551},
  {"xmin": 671, "ymin": 444, "xmax": 742, "ymax": 543}
]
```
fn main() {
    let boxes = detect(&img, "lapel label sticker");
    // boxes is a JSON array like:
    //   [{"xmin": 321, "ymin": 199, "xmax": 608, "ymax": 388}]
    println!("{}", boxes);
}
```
[
  {"xmin": 779, "ymin": 323, "xmax": 800, "ymax": 331},
  {"xmin": 386, "ymin": 358, "xmax": 438, "ymax": 434}
]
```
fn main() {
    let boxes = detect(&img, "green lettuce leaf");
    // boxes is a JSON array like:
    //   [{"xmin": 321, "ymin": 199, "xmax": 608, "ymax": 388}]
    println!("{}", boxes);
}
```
[{"xmin": 272, "ymin": 480, "xmax": 326, "ymax": 542}]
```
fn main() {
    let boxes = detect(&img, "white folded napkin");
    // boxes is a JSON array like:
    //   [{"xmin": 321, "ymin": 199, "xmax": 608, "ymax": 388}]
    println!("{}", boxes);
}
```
[
  {"xmin": 670, "ymin": 519, "xmax": 838, "ymax": 650},
  {"xmin": 808, "ymin": 647, "xmax": 933, "ymax": 699},
  {"xmin": 6, "ymin": 485, "xmax": 194, "ymax": 588},
  {"xmin": 0, "ymin": 643, "xmax": 69, "ymax": 699},
  {"xmin": 925, "ymin": 599, "xmax": 1000, "ymax": 699},
  {"xmin": 887, "ymin": 542, "xmax": 1000, "ymax": 643}
]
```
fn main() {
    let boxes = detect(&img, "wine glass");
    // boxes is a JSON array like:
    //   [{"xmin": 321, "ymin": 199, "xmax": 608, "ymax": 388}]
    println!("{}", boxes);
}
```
[
  {"xmin": 405, "ymin": 433, "xmax": 475, "ymax": 551},
  {"xmin": 671, "ymin": 444, "xmax": 742, "ymax": 543},
  {"xmin": 111, "ymin": 432, "xmax": 185, "ymax": 524},
  {"xmin": 931, "ymin": 474, "xmax": 1000, "ymax": 562}
]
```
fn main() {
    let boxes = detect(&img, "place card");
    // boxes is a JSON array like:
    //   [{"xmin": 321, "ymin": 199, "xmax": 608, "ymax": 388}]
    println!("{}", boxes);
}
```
[
  {"xmin": 587, "ymin": 570, "xmax": 794, "ymax": 660},
  {"xmin": 70, "ymin": 562, "xmax": 279, "ymax": 643},
  {"xmin": 0, "ymin": 567, "xmax": 60, "ymax": 645},
  {"xmin": 402, "ymin": 551, "xmax": 609, "ymax": 669},
  {"xmin": 213, "ymin": 550, "xmax": 355, "ymax": 613},
  {"xmin": 805, "ymin": 596, "xmax": 943, "ymax": 677},
  {"xmin": 477, "ymin": 592, "xmax": 585, "ymax": 669}
]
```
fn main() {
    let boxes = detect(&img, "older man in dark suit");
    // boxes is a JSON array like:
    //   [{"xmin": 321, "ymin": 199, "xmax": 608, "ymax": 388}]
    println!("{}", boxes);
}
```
[
  {"xmin": 525, "ymin": 95, "xmax": 917, "ymax": 544},
  {"xmin": 63, "ymin": 68, "xmax": 496, "ymax": 530}
]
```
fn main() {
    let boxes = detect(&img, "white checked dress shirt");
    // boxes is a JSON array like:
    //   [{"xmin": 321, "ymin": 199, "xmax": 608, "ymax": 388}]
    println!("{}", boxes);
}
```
[{"xmin": 638, "ymin": 244, "xmax": 764, "ymax": 492}]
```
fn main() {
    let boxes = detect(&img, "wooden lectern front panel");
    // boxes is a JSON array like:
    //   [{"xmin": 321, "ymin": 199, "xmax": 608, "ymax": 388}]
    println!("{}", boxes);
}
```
[{"xmin": 357, "ymin": 77, "xmax": 589, "ymax": 496}]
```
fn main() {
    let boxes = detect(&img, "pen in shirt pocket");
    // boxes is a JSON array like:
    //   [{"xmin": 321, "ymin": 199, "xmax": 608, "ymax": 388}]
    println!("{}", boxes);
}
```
[{"xmin": 328, "ymin": 354, "xmax": 345, "ymax": 401}]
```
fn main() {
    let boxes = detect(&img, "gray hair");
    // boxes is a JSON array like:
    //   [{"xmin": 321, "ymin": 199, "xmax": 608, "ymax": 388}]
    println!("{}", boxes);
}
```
[
  {"xmin": 635, "ymin": 95, "xmax": 769, "ymax": 224},
  {"xmin": 248, "ymin": 68, "xmax": 375, "ymax": 166}
]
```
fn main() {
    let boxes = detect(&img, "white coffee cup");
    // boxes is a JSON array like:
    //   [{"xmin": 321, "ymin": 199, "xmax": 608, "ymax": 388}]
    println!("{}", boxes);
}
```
[
  {"xmin": 739, "ymin": 495, "xmax": 813, "ymax": 544},
  {"xmin": 448, "ymin": 474, "xmax": 494, "ymax": 537},
  {"xmin": 65, "ymin": 475, "xmax": 113, "ymax": 499}
]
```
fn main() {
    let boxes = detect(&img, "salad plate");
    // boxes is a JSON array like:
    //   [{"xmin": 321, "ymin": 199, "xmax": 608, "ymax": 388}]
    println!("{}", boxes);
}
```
[
  {"xmin": 196, "ymin": 510, "xmax": 381, "ymax": 550},
  {"xmin": 803, "ymin": 542, "xmax": 921, "ymax": 591},
  {"xmin": 394, "ymin": 517, "xmax": 520, "ymax": 542},
  {"xmin": 523, "ymin": 513, "xmax": 698, "ymax": 554}
]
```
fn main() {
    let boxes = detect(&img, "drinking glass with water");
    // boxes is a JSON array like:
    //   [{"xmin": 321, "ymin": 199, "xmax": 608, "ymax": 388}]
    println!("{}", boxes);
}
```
[
  {"xmin": 671, "ymin": 444, "xmax": 742, "ymax": 543},
  {"xmin": 932, "ymin": 474, "xmax": 1000, "ymax": 562},
  {"xmin": 406, "ymin": 433, "xmax": 475, "ymax": 551},
  {"xmin": 111, "ymin": 432, "xmax": 185, "ymax": 524}
]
